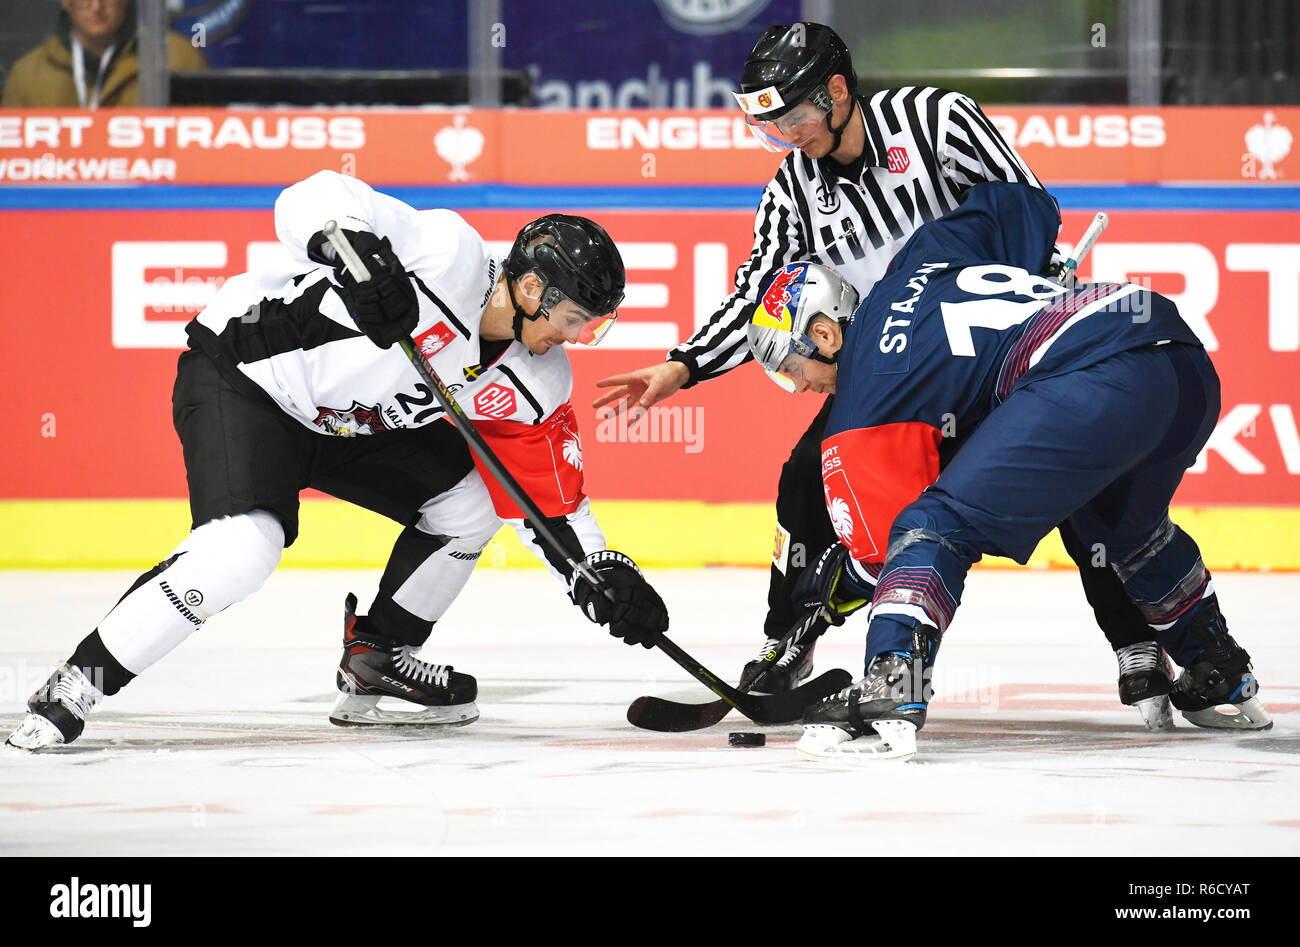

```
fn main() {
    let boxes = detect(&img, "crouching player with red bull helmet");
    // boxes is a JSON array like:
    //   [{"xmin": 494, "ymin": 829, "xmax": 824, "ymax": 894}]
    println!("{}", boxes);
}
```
[
  {"xmin": 746, "ymin": 182, "xmax": 1273, "ymax": 761},
  {"xmin": 9, "ymin": 171, "xmax": 668, "ymax": 750}
]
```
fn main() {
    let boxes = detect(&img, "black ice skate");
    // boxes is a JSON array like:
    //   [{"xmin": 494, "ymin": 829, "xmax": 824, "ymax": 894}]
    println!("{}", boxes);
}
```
[
  {"xmin": 6, "ymin": 663, "xmax": 104, "ymax": 750},
  {"xmin": 1115, "ymin": 641, "xmax": 1175, "ymax": 731},
  {"xmin": 740, "ymin": 634, "xmax": 815, "ymax": 694},
  {"xmin": 795, "ymin": 625, "xmax": 939, "ymax": 761},
  {"xmin": 1169, "ymin": 603, "xmax": 1272, "ymax": 730},
  {"xmin": 329, "ymin": 593, "xmax": 479, "ymax": 728}
]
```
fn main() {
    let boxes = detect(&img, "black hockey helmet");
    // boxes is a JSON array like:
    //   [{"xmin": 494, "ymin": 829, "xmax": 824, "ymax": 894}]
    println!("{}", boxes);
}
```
[
  {"xmin": 504, "ymin": 214, "xmax": 626, "ymax": 345},
  {"xmin": 736, "ymin": 23, "xmax": 856, "ymax": 122},
  {"xmin": 733, "ymin": 23, "xmax": 858, "ymax": 153}
]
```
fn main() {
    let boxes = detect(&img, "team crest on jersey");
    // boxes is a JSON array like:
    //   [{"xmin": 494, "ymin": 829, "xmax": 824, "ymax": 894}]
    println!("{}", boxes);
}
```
[
  {"xmin": 822, "ymin": 446, "xmax": 879, "ymax": 559},
  {"xmin": 414, "ymin": 321, "xmax": 457, "ymax": 358},
  {"xmin": 562, "ymin": 434, "xmax": 583, "ymax": 471},
  {"xmin": 887, "ymin": 146, "xmax": 911, "ymax": 173},
  {"xmin": 313, "ymin": 401, "xmax": 390, "ymax": 437},
  {"xmin": 753, "ymin": 263, "xmax": 806, "ymax": 331}
]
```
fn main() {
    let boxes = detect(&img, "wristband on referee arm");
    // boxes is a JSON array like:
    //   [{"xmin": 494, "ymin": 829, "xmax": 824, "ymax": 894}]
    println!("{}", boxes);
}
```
[{"xmin": 666, "ymin": 351, "xmax": 700, "ymax": 389}]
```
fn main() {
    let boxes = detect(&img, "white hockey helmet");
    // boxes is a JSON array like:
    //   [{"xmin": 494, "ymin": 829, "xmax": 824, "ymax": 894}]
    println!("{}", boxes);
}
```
[{"xmin": 746, "ymin": 262, "xmax": 859, "ymax": 391}]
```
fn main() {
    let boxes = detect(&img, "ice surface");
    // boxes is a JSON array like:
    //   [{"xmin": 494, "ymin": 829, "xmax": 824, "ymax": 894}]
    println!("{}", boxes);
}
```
[{"xmin": 1, "ymin": 568, "xmax": 1296, "ymax": 856}]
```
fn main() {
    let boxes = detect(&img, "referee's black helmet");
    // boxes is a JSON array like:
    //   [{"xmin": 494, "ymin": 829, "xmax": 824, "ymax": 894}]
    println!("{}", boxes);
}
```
[{"xmin": 739, "ymin": 22, "xmax": 857, "ymax": 122}]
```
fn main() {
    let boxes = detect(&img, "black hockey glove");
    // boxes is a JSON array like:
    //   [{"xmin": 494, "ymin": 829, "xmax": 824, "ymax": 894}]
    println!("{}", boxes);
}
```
[
  {"xmin": 570, "ymin": 551, "xmax": 669, "ymax": 648},
  {"xmin": 793, "ymin": 543, "xmax": 873, "ymax": 626},
  {"xmin": 311, "ymin": 229, "xmax": 418, "ymax": 349}
]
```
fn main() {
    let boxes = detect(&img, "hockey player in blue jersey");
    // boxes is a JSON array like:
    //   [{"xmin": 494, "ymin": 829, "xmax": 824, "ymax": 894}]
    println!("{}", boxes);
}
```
[{"xmin": 745, "ymin": 181, "xmax": 1273, "ymax": 760}]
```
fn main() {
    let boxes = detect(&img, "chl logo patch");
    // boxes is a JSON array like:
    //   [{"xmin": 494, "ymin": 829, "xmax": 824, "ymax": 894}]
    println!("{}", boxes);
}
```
[
  {"xmin": 473, "ymin": 383, "xmax": 516, "ymax": 419},
  {"xmin": 414, "ymin": 322, "xmax": 457, "ymax": 358},
  {"xmin": 887, "ymin": 146, "xmax": 911, "ymax": 173}
]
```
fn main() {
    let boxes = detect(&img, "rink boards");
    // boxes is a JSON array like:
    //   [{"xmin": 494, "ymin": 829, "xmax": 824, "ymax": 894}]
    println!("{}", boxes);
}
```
[{"xmin": 3, "ymin": 183, "xmax": 1298, "ymax": 570}]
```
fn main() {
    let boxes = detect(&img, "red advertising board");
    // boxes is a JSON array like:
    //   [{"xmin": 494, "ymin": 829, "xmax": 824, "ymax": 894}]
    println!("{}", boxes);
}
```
[
  {"xmin": 4, "ymin": 208, "xmax": 1298, "ymax": 506},
  {"xmin": 0, "ymin": 106, "xmax": 1296, "ymax": 186}
]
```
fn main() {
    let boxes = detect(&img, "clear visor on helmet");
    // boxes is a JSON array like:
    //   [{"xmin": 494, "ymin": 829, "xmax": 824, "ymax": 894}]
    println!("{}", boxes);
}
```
[
  {"xmin": 540, "ymin": 286, "xmax": 618, "ymax": 346},
  {"xmin": 762, "ymin": 364, "xmax": 799, "ymax": 393},
  {"xmin": 739, "ymin": 100, "xmax": 828, "ymax": 153},
  {"xmin": 757, "ymin": 330, "xmax": 822, "ymax": 393}
]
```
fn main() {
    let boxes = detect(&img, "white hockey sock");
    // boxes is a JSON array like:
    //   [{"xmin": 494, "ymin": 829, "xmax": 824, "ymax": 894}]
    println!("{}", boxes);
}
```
[
  {"xmin": 386, "ymin": 472, "xmax": 501, "ymax": 626},
  {"xmin": 96, "ymin": 511, "xmax": 284, "ymax": 673}
]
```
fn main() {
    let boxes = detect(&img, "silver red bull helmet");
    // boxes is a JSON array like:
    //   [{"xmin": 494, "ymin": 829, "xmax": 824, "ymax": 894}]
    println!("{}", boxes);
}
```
[{"xmin": 746, "ymin": 262, "xmax": 859, "ymax": 392}]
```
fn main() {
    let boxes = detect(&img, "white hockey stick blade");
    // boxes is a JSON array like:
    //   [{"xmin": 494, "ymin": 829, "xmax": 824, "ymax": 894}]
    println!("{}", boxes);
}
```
[
  {"xmin": 1180, "ymin": 696, "xmax": 1273, "ymax": 731},
  {"xmin": 1135, "ymin": 695, "xmax": 1175, "ymax": 731},
  {"xmin": 1060, "ymin": 211, "xmax": 1109, "ymax": 288},
  {"xmin": 795, "ymin": 719, "xmax": 918, "ymax": 762},
  {"xmin": 329, "ymin": 694, "xmax": 480, "ymax": 728}
]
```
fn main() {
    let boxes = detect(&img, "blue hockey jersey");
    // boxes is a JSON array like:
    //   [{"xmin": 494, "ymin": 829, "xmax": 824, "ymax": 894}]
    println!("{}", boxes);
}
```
[{"xmin": 821, "ymin": 182, "xmax": 1205, "ymax": 565}]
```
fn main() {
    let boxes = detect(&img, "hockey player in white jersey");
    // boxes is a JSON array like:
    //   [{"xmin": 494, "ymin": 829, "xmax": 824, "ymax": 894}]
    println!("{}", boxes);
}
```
[{"xmin": 8, "ymin": 170, "xmax": 668, "ymax": 750}]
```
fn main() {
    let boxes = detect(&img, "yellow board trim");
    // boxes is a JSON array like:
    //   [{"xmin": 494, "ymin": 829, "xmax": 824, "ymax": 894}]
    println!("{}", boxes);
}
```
[{"xmin": 2, "ymin": 499, "xmax": 1297, "ymax": 571}]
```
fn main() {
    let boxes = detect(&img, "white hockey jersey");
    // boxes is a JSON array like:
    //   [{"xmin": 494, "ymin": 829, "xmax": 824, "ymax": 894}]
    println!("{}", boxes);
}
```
[
  {"xmin": 187, "ymin": 171, "xmax": 604, "ymax": 574},
  {"xmin": 195, "ymin": 170, "xmax": 572, "ymax": 436}
]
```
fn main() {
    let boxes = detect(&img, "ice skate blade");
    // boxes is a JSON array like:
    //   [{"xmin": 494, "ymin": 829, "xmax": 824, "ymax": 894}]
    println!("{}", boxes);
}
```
[
  {"xmin": 5, "ymin": 713, "xmax": 66, "ymax": 750},
  {"xmin": 796, "ymin": 719, "xmax": 917, "ymax": 762},
  {"xmin": 1181, "ymin": 696, "xmax": 1273, "ymax": 731},
  {"xmin": 1136, "ymin": 695, "xmax": 1175, "ymax": 731},
  {"xmin": 328, "ymin": 694, "xmax": 480, "ymax": 728}
]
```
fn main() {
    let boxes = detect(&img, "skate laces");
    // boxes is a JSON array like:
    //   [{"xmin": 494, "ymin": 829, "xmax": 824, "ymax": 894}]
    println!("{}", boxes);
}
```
[
  {"xmin": 775, "ymin": 642, "xmax": 805, "ymax": 670},
  {"xmin": 394, "ymin": 647, "xmax": 451, "ymax": 688},
  {"xmin": 1116, "ymin": 642, "xmax": 1161, "ymax": 678},
  {"xmin": 53, "ymin": 666, "xmax": 102, "ymax": 721},
  {"xmin": 751, "ymin": 637, "xmax": 782, "ymax": 662}
]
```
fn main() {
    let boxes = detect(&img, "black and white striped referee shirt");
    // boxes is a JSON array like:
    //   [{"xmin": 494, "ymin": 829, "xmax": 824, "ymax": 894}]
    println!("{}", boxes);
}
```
[{"xmin": 668, "ymin": 87, "xmax": 1046, "ymax": 384}]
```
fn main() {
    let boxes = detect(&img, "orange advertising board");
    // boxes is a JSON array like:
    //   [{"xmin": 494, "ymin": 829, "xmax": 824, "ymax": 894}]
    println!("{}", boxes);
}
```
[
  {"xmin": 3, "ymin": 207, "xmax": 1297, "ymax": 506},
  {"xmin": 0, "ymin": 106, "xmax": 1296, "ymax": 186}
]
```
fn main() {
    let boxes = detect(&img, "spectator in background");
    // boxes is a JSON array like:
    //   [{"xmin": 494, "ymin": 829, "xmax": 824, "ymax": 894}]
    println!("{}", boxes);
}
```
[{"xmin": 2, "ymin": 0, "xmax": 206, "ymax": 108}]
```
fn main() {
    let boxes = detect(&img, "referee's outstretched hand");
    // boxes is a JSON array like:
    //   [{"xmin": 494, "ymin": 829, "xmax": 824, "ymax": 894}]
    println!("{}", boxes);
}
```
[{"xmin": 593, "ymin": 361, "xmax": 690, "ymax": 426}]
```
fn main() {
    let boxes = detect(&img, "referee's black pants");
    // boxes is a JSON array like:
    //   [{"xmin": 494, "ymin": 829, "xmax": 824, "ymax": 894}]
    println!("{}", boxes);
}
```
[{"xmin": 763, "ymin": 396, "xmax": 1155, "ymax": 651}]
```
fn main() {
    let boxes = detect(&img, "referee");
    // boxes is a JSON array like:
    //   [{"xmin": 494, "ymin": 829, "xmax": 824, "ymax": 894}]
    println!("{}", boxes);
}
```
[{"xmin": 595, "ymin": 22, "xmax": 1170, "ymax": 721}]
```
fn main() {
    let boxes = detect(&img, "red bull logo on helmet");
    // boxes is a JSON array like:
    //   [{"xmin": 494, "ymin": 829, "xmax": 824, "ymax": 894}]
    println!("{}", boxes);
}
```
[{"xmin": 753, "ymin": 263, "xmax": 807, "ymax": 331}]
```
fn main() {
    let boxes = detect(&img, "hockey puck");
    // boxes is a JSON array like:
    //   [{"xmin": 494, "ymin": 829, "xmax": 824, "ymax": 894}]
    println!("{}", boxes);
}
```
[{"xmin": 728, "ymin": 732, "xmax": 765, "ymax": 747}]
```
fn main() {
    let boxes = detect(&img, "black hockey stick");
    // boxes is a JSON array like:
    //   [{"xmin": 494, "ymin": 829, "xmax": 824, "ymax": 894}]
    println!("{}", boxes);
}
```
[
  {"xmin": 323, "ymin": 222, "xmax": 835, "ymax": 726},
  {"xmin": 626, "ymin": 609, "xmax": 848, "ymax": 732},
  {"xmin": 322, "ymin": 221, "xmax": 606, "ymax": 588}
]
